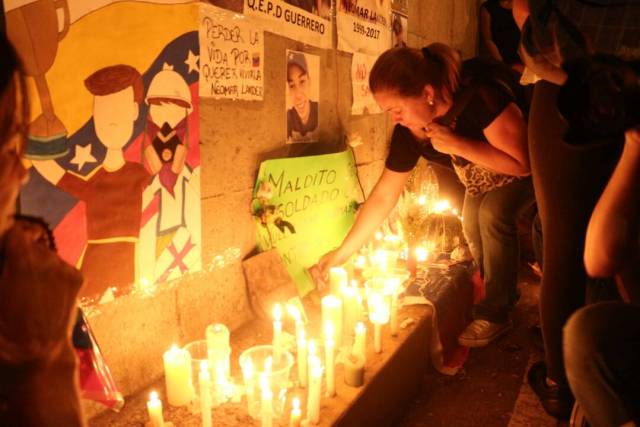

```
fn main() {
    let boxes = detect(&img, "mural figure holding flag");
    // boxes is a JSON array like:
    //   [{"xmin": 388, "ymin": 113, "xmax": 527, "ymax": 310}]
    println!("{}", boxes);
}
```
[{"xmin": 32, "ymin": 65, "xmax": 152, "ymax": 302}]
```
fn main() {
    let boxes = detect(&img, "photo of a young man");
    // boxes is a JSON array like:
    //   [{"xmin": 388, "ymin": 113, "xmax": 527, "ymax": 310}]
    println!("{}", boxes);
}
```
[{"xmin": 285, "ymin": 50, "xmax": 320, "ymax": 144}]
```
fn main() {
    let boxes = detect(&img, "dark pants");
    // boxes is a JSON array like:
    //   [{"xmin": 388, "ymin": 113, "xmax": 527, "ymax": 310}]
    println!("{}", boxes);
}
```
[
  {"xmin": 528, "ymin": 81, "xmax": 623, "ymax": 385},
  {"xmin": 564, "ymin": 302, "xmax": 640, "ymax": 427},
  {"xmin": 462, "ymin": 177, "xmax": 535, "ymax": 323}
]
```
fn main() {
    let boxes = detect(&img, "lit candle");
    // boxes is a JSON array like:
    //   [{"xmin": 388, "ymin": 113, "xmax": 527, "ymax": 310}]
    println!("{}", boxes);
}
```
[
  {"xmin": 386, "ymin": 277, "xmax": 403, "ymax": 337},
  {"xmin": 199, "ymin": 361, "xmax": 212, "ymax": 427},
  {"xmin": 341, "ymin": 281, "xmax": 360, "ymax": 341},
  {"xmin": 290, "ymin": 397, "xmax": 302, "ymax": 427},
  {"xmin": 369, "ymin": 293, "xmax": 390, "ymax": 353},
  {"xmin": 415, "ymin": 246, "xmax": 429, "ymax": 263},
  {"xmin": 324, "ymin": 322, "xmax": 336, "ymax": 397},
  {"xmin": 306, "ymin": 355, "xmax": 323, "ymax": 425},
  {"xmin": 273, "ymin": 304, "xmax": 283, "ymax": 363},
  {"xmin": 206, "ymin": 323, "xmax": 231, "ymax": 400},
  {"xmin": 163, "ymin": 344, "xmax": 194, "ymax": 406},
  {"xmin": 329, "ymin": 266, "xmax": 348, "ymax": 295},
  {"xmin": 243, "ymin": 358, "xmax": 257, "ymax": 416},
  {"xmin": 260, "ymin": 374, "xmax": 273, "ymax": 427},
  {"xmin": 297, "ymin": 329, "xmax": 308, "ymax": 388},
  {"xmin": 353, "ymin": 322, "xmax": 367, "ymax": 364},
  {"xmin": 321, "ymin": 295, "xmax": 343, "ymax": 348},
  {"xmin": 307, "ymin": 339, "xmax": 317, "ymax": 382},
  {"xmin": 147, "ymin": 391, "xmax": 164, "ymax": 427},
  {"xmin": 287, "ymin": 304, "xmax": 304, "ymax": 340},
  {"xmin": 353, "ymin": 255, "xmax": 366, "ymax": 280}
]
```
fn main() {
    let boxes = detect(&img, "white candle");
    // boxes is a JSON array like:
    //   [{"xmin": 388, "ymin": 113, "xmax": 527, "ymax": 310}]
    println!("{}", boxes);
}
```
[
  {"xmin": 321, "ymin": 295, "xmax": 343, "ymax": 348},
  {"xmin": 147, "ymin": 391, "xmax": 164, "ymax": 427},
  {"xmin": 290, "ymin": 396, "xmax": 302, "ymax": 427},
  {"xmin": 341, "ymin": 281, "xmax": 360, "ymax": 341},
  {"xmin": 374, "ymin": 322, "xmax": 383, "ymax": 353},
  {"xmin": 369, "ymin": 293, "xmax": 390, "ymax": 354},
  {"xmin": 306, "ymin": 355, "xmax": 323, "ymax": 425},
  {"xmin": 297, "ymin": 329, "xmax": 308, "ymax": 388},
  {"xmin": 199, "ymin": 361, "xmax": 212, "ymax": 427},
  {"xmin": 163, "ymin": 344, "xmax": 194, "ymax": 406},
  {"xmin": 260, "ymin": 374, "xmax": 273, "ymax": 427},
  {"xmin": 206, "ymin": 323, "xmax": 230, "ymax": 379},
  {"xmin": 353, "ymin": 322, "xmax": 367, "ymax": 364},
  {"xmin": 243, "ymin": 358, "xmax": 257, "ymax": 416},
  {"xmin": 273, "ymin": 304, "xmax": 283, "ymax": 363},
  {"xmin": 329, "ymin": 266, "xmax": 348, "ymax": 295},
  {"xmin": 325, "ymin": 323, "xmax": 336, "ymax": 397}
]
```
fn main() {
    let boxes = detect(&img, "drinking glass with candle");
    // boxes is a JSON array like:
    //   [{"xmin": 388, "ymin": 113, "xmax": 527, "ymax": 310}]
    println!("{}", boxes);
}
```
[
  {"xmin": 184, "ymin": 340, "xmax": 223, "ymax": 412},
  {"xmin": 239, "ymin": 345, "xmax": 294, "ymax": 419}
]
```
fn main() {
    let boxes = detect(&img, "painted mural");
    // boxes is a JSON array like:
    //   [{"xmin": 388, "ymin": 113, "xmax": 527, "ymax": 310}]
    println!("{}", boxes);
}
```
[{"xmin": 5, "ymin": 0, "xmax": 202, "ymax": 305}]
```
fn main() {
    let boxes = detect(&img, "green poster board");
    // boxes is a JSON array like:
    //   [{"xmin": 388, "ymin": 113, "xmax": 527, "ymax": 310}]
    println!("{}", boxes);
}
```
[{"xmin": 252, "ymin": 150, "xmax": 361, "ymax": 295}]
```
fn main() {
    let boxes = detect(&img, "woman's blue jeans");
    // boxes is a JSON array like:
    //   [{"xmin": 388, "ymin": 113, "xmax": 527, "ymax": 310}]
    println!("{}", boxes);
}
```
[{"xmin": 462, "ymin": 176, "xmax": 535, "ymax": 323}]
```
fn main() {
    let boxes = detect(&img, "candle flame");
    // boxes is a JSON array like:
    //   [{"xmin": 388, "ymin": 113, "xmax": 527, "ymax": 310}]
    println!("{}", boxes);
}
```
[
  {"xmin": 433, "ymin": 199, "xmax": 451, "ymax": 213},
  {"xmin": 356, "ymin": 321, "xmax": 366, "ymax": 333},
  {"xmin": 149, "ymin": 391, "xmax": 159, "ymax": 401},
  {"xmin": 415, "ymin": 246, "xmax": 429, "ymax": 262},
  {"xmin": 418, "ymin": 195, "xmax": 427, "ymax": 205},
  {"xmin": 200, "ymin": 360, "xmax": 209, "ymax": 373},
  {"xmin": 374, "ymin": 231, "xmax": 383, "ymax": 241},
  {"xmin": 355, "ymin": 255, "xmax": 366, "ymax": 268},
  {"xmin": 286, "ymin": 304, "xmax": 301, "ymax": 321},
  {"xmin": 293, "ymin": 396, "xmax": 301, "ymax": 410},
  {"xmin": 273, "ymin": 304, "xmax": 282, "ymax": 321}
]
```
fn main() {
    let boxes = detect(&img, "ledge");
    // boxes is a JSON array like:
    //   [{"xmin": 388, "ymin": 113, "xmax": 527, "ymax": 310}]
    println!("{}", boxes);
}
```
[{"xmin": 88, "ymin": 303, "xmax": 433, "ymax": 426}]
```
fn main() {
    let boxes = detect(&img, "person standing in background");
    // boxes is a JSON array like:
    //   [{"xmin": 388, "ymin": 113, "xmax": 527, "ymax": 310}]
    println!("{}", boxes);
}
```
[{"xmin": 480, "ymin": 0, "xmax": 523, "ymax": 73}]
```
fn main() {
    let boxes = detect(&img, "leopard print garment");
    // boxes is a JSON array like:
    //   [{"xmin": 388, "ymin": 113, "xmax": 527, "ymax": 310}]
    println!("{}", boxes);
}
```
[{"xmin": 452, "ymin": 158, "xmax": 521, "ymax": 196}]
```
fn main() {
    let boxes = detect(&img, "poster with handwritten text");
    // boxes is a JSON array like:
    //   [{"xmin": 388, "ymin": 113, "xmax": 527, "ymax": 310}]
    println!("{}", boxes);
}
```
[
  {"xmin": 337, "ymin": 0, "xmax": 391, "ymax": 55},
  {"xmin": 244, "ymin": 0, "xmax": 332, "ymax": 49},
  {"xmin": 199, "ymin": 3, "xmax": 264, "ymax": 100},
  {"xmin": 351, "ymin": 52, "xmax": 382, "ymax": 115}
]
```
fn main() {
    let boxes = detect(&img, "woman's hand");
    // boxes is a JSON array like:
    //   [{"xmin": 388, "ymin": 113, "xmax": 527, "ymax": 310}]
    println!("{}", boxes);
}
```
[
  {"xmin": 425, "ymin": 122, "xmax": 460, "ymax": 155},
  {"xmin": 309, "ymin": 248, "xmax": 347, "ymax": 292}
]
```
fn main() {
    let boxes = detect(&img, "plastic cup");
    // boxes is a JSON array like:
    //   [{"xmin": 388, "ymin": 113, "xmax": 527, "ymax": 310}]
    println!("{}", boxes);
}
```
[{"xmin": 239, "ymin": 345, "xmax": 293, "ymax": 419}]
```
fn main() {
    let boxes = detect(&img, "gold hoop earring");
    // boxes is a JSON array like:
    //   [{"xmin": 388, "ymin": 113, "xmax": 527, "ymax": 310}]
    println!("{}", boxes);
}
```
[{"xmin": 428, "ymin": 99, "xmax": 434, "ymax": 106}]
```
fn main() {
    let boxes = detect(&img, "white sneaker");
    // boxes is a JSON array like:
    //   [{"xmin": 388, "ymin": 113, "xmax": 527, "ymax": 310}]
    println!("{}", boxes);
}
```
[{"xmin": 458, "ymin": 319, "xmax": 512, "ymax": 347}]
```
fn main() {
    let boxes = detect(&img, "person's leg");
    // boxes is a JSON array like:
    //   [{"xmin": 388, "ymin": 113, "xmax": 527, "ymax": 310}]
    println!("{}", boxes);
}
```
[
  {"xmin": 472, "ymin": 177, "xmax": 535, "ymax": 323},
  {"xmin": 528, "ymin": 80, "xmax": 623, "ymax": 387},
  {"xmin": 564, "ymin": 302, "xmax": 640, "ymax": 427},
  {"xmin": 461, "ymin": 191, "xmax": 483, "ymax": 273}
]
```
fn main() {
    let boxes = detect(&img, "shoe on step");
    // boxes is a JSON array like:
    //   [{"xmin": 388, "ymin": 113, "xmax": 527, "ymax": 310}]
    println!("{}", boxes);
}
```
[{"xmin": 458, "ymin": 319, "xmax": 512, "ymax": 347}]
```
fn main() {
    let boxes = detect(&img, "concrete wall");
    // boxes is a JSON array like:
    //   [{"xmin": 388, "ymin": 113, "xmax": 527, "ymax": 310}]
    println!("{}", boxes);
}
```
[{"xmin": 85, "ymin": 0, "xmax": 479, "ymax": 416}]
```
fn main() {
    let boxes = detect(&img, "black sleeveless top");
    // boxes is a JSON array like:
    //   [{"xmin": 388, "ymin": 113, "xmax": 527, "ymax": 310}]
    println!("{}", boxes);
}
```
[{"xmin": 481, "ymin": 0, "xmax": 521, "ymax": 65}]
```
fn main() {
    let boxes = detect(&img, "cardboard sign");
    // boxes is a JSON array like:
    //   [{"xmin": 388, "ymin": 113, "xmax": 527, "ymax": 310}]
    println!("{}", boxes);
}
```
[
  {"xmin": 337, "ymin": 0, "xmax": 391, "ymax": 55},
  {"xmin": 199, "ymin": 3, "xmax": 264, "ymax": 100},
  {"xmin": 244, "ymin": 0, "xmax": 332, "ymax": 49},
  {"xmin": 351, "ymin": 51, "xmax": 382, "ymax": 115},
  {"xmin": 252, "ymin": 151, "xmax": 361, "ymax": 295}
]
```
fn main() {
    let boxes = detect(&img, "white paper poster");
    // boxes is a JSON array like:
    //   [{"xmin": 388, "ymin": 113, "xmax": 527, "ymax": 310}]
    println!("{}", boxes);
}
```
[
  {"xmin": 337, "ymin": 0, "xmax": 391, "ymax": 55},
  {"xmin": 351, "ymin": 52, "xmax": 382, "ymax": 115},
  {"xmin": 285, "ymin": 50, "xmax": 320, "ymax": 143},
  {"xmin": 199, "ymin": 3, "xmax": 264, "ymax": 100},
  {"xmin": 244, "ymin": 0, "xmax": 332, "ymax": 49}
]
